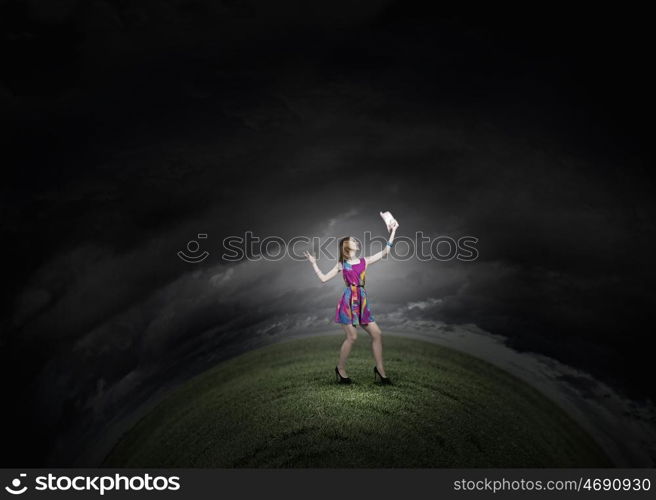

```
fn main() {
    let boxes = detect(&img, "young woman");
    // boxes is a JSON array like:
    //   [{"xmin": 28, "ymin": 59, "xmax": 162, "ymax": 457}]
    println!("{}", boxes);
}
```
[{"xmin": 304, "ymin": 217, "xmax": 399, "ymax": 385}]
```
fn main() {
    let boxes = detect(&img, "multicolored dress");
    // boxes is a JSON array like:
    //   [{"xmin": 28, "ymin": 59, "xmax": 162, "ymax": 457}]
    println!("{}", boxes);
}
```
[{"xmin": 335, "ymin": 257, "xmax": 375, "ymax": 326}]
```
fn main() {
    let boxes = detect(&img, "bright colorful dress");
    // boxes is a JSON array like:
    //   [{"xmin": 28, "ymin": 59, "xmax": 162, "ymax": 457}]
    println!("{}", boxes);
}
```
[{"xmin": 335, "ymin": 257, "xmax": 375, "ymax": 326}]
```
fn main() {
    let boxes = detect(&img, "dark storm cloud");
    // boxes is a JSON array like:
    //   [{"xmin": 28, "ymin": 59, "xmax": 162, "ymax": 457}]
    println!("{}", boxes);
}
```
[{"xmin": 2, "ymin": 0, "xmax": 654, "ymax": 466}]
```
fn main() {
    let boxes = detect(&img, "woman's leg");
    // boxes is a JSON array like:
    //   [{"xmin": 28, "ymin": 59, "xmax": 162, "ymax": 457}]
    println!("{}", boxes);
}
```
[
  {"xmin": 337, "ymin": 324, "xmax": 358, "ymax": 377},
  {"xmin": 362, "ymin": 321, "xmax": 386, "ymax": 377}
]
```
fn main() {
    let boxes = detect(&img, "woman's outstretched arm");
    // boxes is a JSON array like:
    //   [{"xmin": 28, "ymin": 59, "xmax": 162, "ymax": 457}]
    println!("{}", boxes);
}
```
[
  {"xmin": 365, "ymin": 220, "xmax": 398, "ymax": 266},
  {"xmin": 304, "ymin": 251, "xmax": 340, "ymax": 283}
]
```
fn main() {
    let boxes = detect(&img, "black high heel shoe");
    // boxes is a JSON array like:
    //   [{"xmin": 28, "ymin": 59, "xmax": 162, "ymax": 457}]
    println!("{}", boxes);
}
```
[
  {"xmin": 374, "ymin": 365, "xmax": 392, "ymax": 385},
  {"xmin": 335, "ymin": 366, "xmax": 352, "ymax": 384}
]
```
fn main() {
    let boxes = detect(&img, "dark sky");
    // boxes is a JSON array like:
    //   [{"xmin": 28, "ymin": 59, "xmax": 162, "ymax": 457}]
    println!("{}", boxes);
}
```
[{"xmin": 1, "ymin": 1, "xmax": 655, "ymax": 466}]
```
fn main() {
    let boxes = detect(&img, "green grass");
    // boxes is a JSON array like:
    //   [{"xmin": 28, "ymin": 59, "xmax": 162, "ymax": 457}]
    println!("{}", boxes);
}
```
[{"xmin": 102, "ymin": 334, "xmax": 612, "ymax": 467}]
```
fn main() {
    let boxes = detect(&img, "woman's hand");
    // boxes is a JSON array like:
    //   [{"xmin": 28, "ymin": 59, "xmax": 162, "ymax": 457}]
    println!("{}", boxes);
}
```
[
  {"xmin": 303, "ymin": 251, "xmax": 316, "ymax": 264},
  {"xmin": 389, "ymin": 219, "xmax": 399, "ymax": 232}
]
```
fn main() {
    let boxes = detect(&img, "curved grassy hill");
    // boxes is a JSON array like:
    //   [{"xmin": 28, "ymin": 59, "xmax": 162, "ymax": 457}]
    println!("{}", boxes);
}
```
[{"xmin": 102, "ymin": 334, "xmax": 611, "ymax": 467}]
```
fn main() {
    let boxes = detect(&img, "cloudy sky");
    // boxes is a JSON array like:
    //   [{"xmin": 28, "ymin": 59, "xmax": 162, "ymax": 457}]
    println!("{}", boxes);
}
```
[{"xmin": 1, "ymin": 1, "xmax": 654, "ymax": 466}]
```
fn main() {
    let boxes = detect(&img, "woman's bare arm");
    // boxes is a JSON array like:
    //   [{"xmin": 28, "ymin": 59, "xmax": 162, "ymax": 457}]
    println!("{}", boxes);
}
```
[
  {"xmin": 304, "ymin": 251, "xmax": 341, "ymax": 283},
  {"xmin": 365, "ymin": 221, "xmax": 398, "ymax": 266}
]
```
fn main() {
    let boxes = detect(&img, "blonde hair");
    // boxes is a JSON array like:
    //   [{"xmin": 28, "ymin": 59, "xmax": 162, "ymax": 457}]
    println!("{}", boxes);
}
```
[{"xmin": 338, "ymin": 236, "xmax": 354, "ymax": 266}]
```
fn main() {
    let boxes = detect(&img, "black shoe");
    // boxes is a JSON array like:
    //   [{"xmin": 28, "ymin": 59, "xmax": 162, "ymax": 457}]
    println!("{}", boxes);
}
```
[
  {"xmin": 335, "ymin": 366, "xmax": 352, "ymax": 384},
  {"xmin": 374, "ymin": 365, "xmax": 392, "ymax": 385}
]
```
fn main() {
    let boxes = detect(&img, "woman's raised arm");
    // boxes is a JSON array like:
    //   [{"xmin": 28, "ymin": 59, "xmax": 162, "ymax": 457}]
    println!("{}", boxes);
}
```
[
  {"xmin": 365, "ymin": 220, "xmax": 398, "ymax": 266},
  {"xmin": 305, "ymin": 251, "xmax": 340, "ymax": 283}
]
